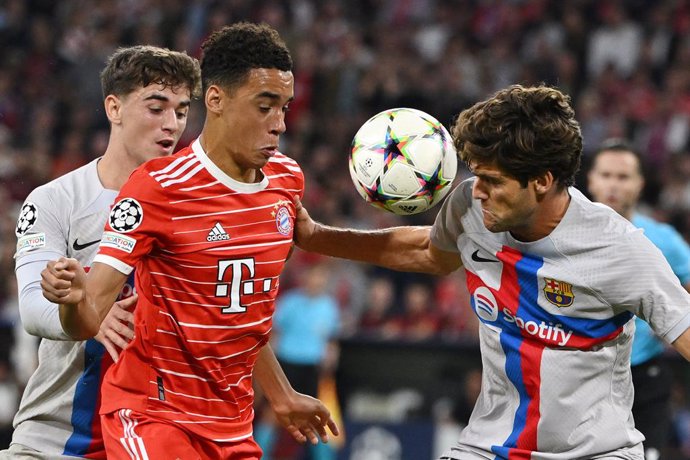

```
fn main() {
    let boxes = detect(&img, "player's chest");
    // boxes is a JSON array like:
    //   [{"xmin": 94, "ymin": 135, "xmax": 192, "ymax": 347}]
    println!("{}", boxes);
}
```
[
  {"xmin": 154, "ymin": 191, "xmax": 295, "ymax": 259},
  {"xmin": 459, "ymin": 237, "xmax": 605, "ymax": 315},
  {"xmin": 67, "ymin": 209, "xmax": 110, "ymax": 264}
]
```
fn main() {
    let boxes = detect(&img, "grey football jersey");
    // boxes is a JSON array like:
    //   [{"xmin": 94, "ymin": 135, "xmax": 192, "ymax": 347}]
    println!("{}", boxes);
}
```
[
  {"xmin": 432, "ymin": 179, "xmax": 690, "ymax": 460},
  {"xmin": 12, "ymin": 159, "xmax": 128, "ymax": 458}
]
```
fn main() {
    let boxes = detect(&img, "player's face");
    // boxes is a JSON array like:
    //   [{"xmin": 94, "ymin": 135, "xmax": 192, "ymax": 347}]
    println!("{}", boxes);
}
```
[
  {"xmin": 117, "ymin": 83, "xmax": 192, "ymax": 164},
  {"xmin": 470, "ymin": 162, "xmax": 541, "ymax": 236},
  {"xmin": 218, "ymin": 68, "xmax": 294, "ymax": 172},
  {"xmin": 587, "ymin": 150, "xmax": 643, "ymax": 217}
]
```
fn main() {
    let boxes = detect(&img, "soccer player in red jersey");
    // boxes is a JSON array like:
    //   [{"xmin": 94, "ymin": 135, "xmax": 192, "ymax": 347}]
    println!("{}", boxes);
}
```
[{"xmin": 41, "ymin": 22, "xmax": 338, "ymax": 459}]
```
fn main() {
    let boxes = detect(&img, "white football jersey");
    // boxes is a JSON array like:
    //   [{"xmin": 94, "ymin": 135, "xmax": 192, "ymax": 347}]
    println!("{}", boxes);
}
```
[
  {"xmin": 12, "ymin": 159, "xmax": 134, "ymax": 458},
  {"xmin": 432, "ymin": 179, "xmax": 690, "ymax": 460}
]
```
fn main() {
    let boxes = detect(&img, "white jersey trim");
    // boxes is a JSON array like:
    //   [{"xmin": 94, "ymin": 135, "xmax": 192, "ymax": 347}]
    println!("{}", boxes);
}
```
[{"xmin": 93, "ymin": 254, "xmax": 134, "ymax": 275}]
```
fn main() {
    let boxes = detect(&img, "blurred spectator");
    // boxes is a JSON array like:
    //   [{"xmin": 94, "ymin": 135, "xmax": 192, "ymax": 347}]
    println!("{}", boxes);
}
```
[
  {"xmin": 257, "ymin": 263, "xmax": 341, "ymax": 460},
  {"xmin": 587, "ymin": 2, "xmax": 643, "ymax": 79},
  {"xmin": 670, "ymin": 377, "xmax": 690, "ymax": 458},
  {"xmin": 385, "ymin": 282, "xmax": 440, "ymax": 341},
  {"xmin": 451, "ymin": 368, "xmax": 482, "ymax": 428},
  {"xmin": 357, "ymin": 277, "xmax": 396, "ymax": 337}
]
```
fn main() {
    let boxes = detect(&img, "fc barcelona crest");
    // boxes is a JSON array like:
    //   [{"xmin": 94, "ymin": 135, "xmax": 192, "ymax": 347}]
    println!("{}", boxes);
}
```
[{"xmin": 543, "ymin": 278, "xmax": 574, "ymax": 307}]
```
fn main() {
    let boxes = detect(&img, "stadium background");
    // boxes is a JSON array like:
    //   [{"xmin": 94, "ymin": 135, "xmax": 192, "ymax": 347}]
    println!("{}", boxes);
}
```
[{"xmin": 0, "ymin": 0, "xmax": 689, "ymax": 458}]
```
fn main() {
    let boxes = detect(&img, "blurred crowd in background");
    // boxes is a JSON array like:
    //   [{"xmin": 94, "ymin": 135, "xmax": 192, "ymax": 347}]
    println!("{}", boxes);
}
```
[{"xmin": 2, "ymin": 0, "xmax": 690, "ymax": 456}]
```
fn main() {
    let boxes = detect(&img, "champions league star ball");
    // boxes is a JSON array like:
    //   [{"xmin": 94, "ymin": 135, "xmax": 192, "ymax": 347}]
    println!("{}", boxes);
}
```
[{"xmin": 349, "ymin": 108, "xmax": 457, "ymax": 215}]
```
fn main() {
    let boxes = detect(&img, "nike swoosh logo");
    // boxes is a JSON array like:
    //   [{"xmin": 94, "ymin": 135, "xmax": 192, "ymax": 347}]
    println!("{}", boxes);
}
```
[
  {"xmin": 471, "ymin": 249, "xmax": 498, "ymax": 263},
  {"xmin": 73, "ymin": 238, "xmax": 101, "ymax": 251}
]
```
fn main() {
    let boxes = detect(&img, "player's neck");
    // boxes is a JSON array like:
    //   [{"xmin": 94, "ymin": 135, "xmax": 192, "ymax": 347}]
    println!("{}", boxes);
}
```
[
  {"xmin": 97, "ymin": 145, "xmax": 139, "ymax": 191},
  {"xmin": 198, "ymin": 133, "xmax": 261, "ymax": 184},
  {"xmin": 511, "ymin": 188, "xmax": 571, "ymax": 242}
]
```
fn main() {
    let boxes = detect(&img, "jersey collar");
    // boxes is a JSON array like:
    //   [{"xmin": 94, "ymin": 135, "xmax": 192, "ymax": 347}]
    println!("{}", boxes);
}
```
[{"xmin": 191, "ymin": 138, "xmax": 269, "ymax": 194}]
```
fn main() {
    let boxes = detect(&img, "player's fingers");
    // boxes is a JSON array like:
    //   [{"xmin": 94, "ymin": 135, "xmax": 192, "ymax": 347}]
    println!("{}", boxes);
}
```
[
  {"xmin": 103, "ymin": 312, "xmax": 135, "ymax": 340},
  {"xmin": 102, "ymin": 337, "xmax": 121, "ymax": 362},
  {"xmin": 284, "ymin": 425, "xmax": 307, "ymax": 444},
  {"xmin": 116, "ymin": 294, "xmax": 138, "ymax": 311},
  {"xmin": 111, "ymin": 304, "xmax": 135, "ymax": 329},
  {"xmin": 54, "ymin": 256, "xmax": 72, "ymax": 271},
  {"xmin": 309, "ymin": 414, "xmax": 331, "ymax": 442},
  {"xmin": 54, "ymin": 269, "xmax": 76, "ymax": 282},
  {"xmin": 293, "ymin": 196, "xmax": 303, "ymax": 211},
  {"xmin": 327, "ymin": 418, "xmax": 340, "ymax": 436},
  {"xmin": 105, "ymin": 326, "xmax": 132, "ymax": 349},
  {"xmin": 41, "ymin": 267, "xmax": 71, "ymax": 288},
  {"xmin": 40, "ymin": 278, "xmax": 71, "ymax": 300},
  {"xmin": 302, "ymin": 425, "xmax": 319, "ymax": 445},
  {"xmin": 55, "ymin": 256, "xmax": 80, "ymax": 271},
  {"xmin": 312, "ymin": 417, "xmax": 331, "ymax": 443}
]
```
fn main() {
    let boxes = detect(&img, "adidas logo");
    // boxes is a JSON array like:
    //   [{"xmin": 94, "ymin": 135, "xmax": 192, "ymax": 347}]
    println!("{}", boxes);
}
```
[
  {"xmin": 398, "ymin": 205, "xmax": 418, "ymax": 213},
  {"xmin": 207, "ymin": 222, "xmax": 230, "ymax": 242}
]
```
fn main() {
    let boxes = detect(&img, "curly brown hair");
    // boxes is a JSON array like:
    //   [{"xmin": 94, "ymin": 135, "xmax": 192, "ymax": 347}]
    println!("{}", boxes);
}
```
[
  {"xmin": 200, "ymin": 22, "xmax": 293, "ymax": 95},
  {"xmin": 100, "ymin": 45, "xmax": 201, "ymax": 99},
  {"xmin": 452, "ymin": 84, "xmax": 582, "ymax": 188}
]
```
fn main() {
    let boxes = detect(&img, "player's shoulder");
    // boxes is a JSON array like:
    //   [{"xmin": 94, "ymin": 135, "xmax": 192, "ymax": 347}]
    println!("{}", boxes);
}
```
[
  {"xmin": 552, "ymin": 188, "xmax": 647, "ymax": 259},
  {"xmin": 569, "ymin": 188, "xmax": 636, "ymax": 236},
  {"xmin": 24, "ymin": 159, "xmax": 98, "ymax": 205},
  {"xmin": 443, "ymin": 177, "xmax": 473, "ymax": 206}
]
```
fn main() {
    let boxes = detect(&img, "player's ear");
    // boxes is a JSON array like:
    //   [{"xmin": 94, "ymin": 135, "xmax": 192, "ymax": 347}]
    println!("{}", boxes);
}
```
[
  {"xmin": 104, "ymin": 95, "xmax": 123, "ymax": 124},
  {"xmin": 533, "ymin": 171, "xmax": 555, "ymax": 196},
  {"xmin": 205, "ymin": 85, "xmax": 224, "ymax": 114}
]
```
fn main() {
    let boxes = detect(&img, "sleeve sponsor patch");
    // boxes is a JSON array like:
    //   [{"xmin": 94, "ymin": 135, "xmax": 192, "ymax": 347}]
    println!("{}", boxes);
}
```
[
  {"xmin": 16, "ymin": 232, "xmax": 46, "ymax": 256},
  {"xmin": 109, "ymin": 198, "xmax": 143, "ymax": 233},
  {"xmin": 16, "ymin": 202, "xmax": 38, "ymax": 236},
  {"xmin": 101, "ymin": 231, "xmax": 137, "ymax": 253}
]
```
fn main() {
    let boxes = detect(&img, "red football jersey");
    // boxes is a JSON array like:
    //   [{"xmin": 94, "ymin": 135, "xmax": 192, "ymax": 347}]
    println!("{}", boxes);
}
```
[{"xmin": 93, "ymin": 139, "xmax": 304, "ymax": 441}]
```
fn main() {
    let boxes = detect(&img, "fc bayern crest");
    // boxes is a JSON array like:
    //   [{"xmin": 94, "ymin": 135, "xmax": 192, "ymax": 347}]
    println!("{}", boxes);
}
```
[
  {"xmin": 16, "ymin": 202, "xmax": 38, "ymax": 236},
  {"xmin": 275, "ymin": 206, "xmax": 292, "ymax": 236},
  {"xmin": 109, "ymin": 198, "xmax": 143, "ymax": 233}
]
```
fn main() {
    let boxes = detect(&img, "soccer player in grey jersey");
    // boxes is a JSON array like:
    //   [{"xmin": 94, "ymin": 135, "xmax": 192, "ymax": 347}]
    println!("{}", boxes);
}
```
[
  {"xmin": 1, "ymin": 45, "xmax": 201, "ymax": 460},
  {"xmin": 4, "ymin": 44, "xmax": 334, "ymax": 459},
  {"xmin": 293, "ymin": 85, "xmax": 690, "ymax": 459}
]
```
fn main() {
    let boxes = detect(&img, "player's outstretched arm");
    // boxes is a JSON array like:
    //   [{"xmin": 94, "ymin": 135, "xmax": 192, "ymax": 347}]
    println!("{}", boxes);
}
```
[
  {"xmin": 254, "ymin": 346, "xmax": 339, "ymax": 444},
  {"xmin": 41, "ymin": 258, "xmax": 128, "ymax": 340},
  {"xmin": 672, "ymin": 327, "xmax": 690, "ymax": 361},
  {"xmin": 293, "ymin": 197, "xmax": 461, "ymax": 275}
]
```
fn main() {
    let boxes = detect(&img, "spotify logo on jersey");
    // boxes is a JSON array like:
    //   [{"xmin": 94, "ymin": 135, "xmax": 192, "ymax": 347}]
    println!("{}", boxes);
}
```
[{"xmin": 473, "ymin": 287, "xmax": 499, "ymax": 322}]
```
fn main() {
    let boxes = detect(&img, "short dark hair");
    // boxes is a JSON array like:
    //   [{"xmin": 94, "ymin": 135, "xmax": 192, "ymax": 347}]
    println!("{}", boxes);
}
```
[
  {"xmin": 452, "ymin": 84, "xmax": 583, "ymax": 188},
  {"xmin": 100, "ymin": 45, "xmax": 202, "ymax": 99},
  {"xmin": 200, "ymin": 22, "xmax": 293, "ymax": 95},
  {"xmin": 591, "ymin": 138, "xmax": 644, "ymax": 176}
]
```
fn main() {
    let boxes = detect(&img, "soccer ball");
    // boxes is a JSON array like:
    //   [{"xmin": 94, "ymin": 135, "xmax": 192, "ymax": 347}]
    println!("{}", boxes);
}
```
[{"xmin": 349, "ymin": 108, "xmax": 457, "ymax": 215}]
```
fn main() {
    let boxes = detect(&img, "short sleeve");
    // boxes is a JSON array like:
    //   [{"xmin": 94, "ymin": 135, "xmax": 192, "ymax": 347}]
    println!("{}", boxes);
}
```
[
  {"xmin": 14, "ymin": 187, "xmax": 68, "ymax": 266},
  {"xmin": 605, "ymin": 230, "xmax": 690, "ymax": 344},
  {"xmin": 93, "ymin": 169, "xmax": 163, "ymax": 274},
  {"xmin": 430, "ymin": 180, "xmax": 471, "ymax": 253}
]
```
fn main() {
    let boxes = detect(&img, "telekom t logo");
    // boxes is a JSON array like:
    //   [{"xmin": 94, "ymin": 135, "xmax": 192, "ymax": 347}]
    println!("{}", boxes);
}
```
[{"xmin": 215, "ymin": 258, "xmax": 272, "ymax": 313}]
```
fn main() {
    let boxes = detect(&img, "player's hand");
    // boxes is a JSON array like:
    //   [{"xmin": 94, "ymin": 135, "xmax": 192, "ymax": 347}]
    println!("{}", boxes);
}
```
[
  {"xmin": 271, "ymin": 391, "xmax": 339, "ymax": 445},
  {"xmin": 41, "ymin": 257, "xmax": 86, "ymax": 306},
  {"xmin": 96, "ymin": 294, "xmax": 137, "ymax": 362},
  {"xmin": 293, "ymin": 197, "xmax": 316, "ymax": 249}
]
